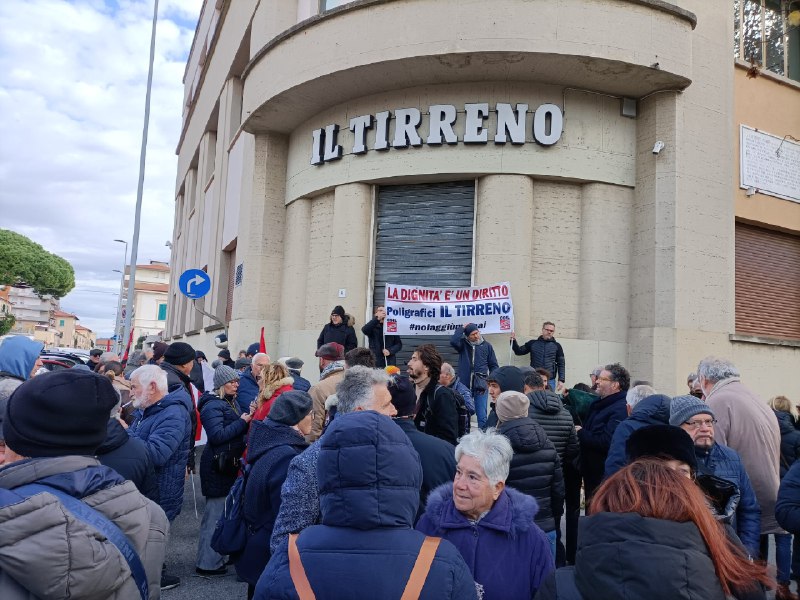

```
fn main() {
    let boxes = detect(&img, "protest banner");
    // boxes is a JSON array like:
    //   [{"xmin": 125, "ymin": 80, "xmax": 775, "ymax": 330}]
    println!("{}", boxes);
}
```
[{"xmin": 384, "ymin": 282, "xmax": 514, "ymax": 336}]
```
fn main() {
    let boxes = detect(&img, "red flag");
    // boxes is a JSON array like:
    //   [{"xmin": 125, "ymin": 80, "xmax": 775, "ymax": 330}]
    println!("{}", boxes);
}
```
[
  {"xmin": 106, "ymin": 339, "xmax": 111, "ymax": 352},
  {"xmin": 259, "ymin": 327, "xmax": 266, "ymax": 353},
  {"xmin": 121, "ymin": 329, "xmax": 135, "ymax": 365}
]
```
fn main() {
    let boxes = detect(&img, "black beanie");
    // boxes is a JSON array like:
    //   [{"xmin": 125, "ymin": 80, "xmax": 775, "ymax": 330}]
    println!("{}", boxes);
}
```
[
  {"xmin": 487, "ymin": 366, "xmax": 524, "ymax": 393},
  {"xmin": 626, "ymin": 425, "xmax": 698, "ymax": 472},
  {"xmin": 4, "ymin": 370, "xmax": 118, "ymax": 457},
  {"xmin": 331, "ymin": 305, "xmax": 346, "ymax": 318},
  {"xmin": 164, "ymin": 342, "xmax": 195, "ymax": 366},
  {"xmin": 389, "ymin": 374, "xmax": 417, "ymax": 417}
]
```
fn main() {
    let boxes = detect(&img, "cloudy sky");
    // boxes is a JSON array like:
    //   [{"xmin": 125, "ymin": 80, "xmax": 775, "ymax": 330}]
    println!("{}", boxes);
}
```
[{"xmin": 0, "ymin": 0, "xmax": 200, "ymax": 337}]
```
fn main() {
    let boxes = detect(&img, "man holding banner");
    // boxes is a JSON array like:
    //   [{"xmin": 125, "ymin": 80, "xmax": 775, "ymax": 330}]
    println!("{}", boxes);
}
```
[{"xmin": 450, "ymin": 324, "xmax": 499, "ymax": 429}]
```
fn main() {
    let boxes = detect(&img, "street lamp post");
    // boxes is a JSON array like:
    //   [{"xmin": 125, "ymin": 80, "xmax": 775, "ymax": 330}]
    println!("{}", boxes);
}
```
[{"xmin": 113, "ymin": 239, "xmax": 128, "ymax": 355}]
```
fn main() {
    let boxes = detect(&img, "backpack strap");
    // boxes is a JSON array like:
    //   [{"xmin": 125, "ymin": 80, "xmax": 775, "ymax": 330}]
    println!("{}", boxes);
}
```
[
  {"xmin": 15, "ymin": 483, "xmax": 149, "ymax": 600},
  {"xmin": 289, "ymin": 533, "xmax": 317, "ymax": 600},
  {"xmin": 400, "ymin": 536, "xmax": 440, "ymax": 600}
]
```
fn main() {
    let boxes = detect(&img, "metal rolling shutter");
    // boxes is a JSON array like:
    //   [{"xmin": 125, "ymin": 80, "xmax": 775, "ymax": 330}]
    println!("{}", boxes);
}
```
[
  {"xmin": 735, "ymin": 222, "xmax": 800, "ymax": 340},
  {"xmin": 373, "ymin": 181, "xmax": 475, "ymax": 368}
]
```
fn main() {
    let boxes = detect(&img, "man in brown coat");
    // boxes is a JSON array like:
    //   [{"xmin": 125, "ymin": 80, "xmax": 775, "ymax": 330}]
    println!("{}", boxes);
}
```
[
  {"xmin": 308, "ymin": 342, "xmax": 345, "ymax": 441},
  {"xmin": 698, "ymin": 356, "xmax": 782, "ymax": 541}
]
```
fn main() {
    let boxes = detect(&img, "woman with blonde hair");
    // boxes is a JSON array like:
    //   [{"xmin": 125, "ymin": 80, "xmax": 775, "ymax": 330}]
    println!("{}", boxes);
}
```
[
  {"xmin": 252, "ymin": 363, "xmax": 294, "ymax": 421},
  {"xmin": 535, "ymin": 459, "xmax": 772, "ymax": 599}
]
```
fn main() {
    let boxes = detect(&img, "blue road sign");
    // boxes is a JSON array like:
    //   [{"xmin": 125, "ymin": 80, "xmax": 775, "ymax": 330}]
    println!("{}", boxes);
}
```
[{"xmin": 178, "ymin": 269, "xmax": 212, "ymax": 299}]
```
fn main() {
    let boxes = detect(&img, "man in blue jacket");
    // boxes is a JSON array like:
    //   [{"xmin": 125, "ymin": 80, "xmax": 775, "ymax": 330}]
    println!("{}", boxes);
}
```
[
  {"xmin": 671, "ymin": 394, "xmax": 761, "ymax": 556},
  {"xmin": 450, "ymin": 323, "xmax": 498, "ymax": 429}
]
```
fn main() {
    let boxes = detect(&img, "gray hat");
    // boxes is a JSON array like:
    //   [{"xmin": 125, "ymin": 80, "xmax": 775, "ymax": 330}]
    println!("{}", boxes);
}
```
[
  {"xmin": 669, "ymin": 394, "xmax": 714, "ymax": 427},
  {"xmin": 268, "ymin": 390, "xmax": 313, "ymax": 426},
  {"xmin": 214, "ymin": 365, "xmax": 240, "ymax": 390}
]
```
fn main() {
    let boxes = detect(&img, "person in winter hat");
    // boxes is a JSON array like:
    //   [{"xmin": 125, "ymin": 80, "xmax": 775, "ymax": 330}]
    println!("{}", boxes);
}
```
[
  {"xmin": 450, "ymin": 323, "xmax": 499, "ymax": 429},
  {"xmin": 484, "ymin": 365, "xmax": 525, "ymax": 428},
  {"xmin": 0, "ymin": 336, "xmax": 44, "ymax": 410},
  {"xmin": 316, "ymin": 305, "xmax": 357, "ymax": 354},
  {"xmin": 0, "ymin": 369, "xmax": 168, "ymax": 599}
]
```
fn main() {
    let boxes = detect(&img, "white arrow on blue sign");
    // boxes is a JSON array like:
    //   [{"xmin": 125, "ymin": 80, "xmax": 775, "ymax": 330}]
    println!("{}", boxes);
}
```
[{"xmin": 178, "ymin": 269, "xmax": 212, "ymax": 299}]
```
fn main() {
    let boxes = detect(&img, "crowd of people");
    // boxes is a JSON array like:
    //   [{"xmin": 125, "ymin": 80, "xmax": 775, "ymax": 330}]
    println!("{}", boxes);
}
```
[{"xmin": 0, "ymin": 307, "xmax": 798, "ymax": 599}]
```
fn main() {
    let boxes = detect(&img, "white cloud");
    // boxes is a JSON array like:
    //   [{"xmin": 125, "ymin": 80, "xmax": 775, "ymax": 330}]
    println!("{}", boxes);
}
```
[{"xmin": 0, "ymin": 0, "xmax": 200, "ymax": 337}]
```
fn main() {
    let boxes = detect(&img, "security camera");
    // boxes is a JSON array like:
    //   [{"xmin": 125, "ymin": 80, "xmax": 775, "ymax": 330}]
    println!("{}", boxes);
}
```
[{"xmin": 652, "ymin": 141, "xmax": 665, "ymax": 154}]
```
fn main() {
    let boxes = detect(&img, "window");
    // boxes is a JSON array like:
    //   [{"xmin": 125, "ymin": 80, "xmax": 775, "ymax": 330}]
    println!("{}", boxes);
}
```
[
  {"xmin": 735, "ymin": 223, "xmax": 800, "ymax": 340},
  {"xmin": 157, "ymin": 303, "xmax": 167, "ymax": 321},
  {"xmin": 59, "ymin": 319, "xmax": 64, "ymax": 326},
  {"xmin": 320, "ymin": 0, "xmax": 355, "ymax": 11},
  {"xmin": 735, "ymin": 0, "xmax": 800, "ymax": 82}
]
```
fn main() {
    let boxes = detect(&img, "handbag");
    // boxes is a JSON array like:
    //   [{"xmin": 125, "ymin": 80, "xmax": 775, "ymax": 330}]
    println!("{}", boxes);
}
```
[{"xmin": 212, "ymin": 448, "xmax": 240, "ymax": 476}]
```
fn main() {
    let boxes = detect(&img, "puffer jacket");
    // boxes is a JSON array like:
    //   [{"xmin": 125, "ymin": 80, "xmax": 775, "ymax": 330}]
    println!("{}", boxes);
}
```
[
  {"xmin": 0, "ymin": 456, "xmax": 168, "ymax": 600},
  {"xmin": 417, "ymin": 484, "xmax": 554, "ymax": 600},
  {"xmin": 512, "ymin": 336, "xmax": 565, "ymax": 382},
  {"xmin": 236, "ymin": 419, "xmax": 308, "ymax": 586},
  {"xmin": 96, "ymin": 418, "xmax": 158, "ymax": 502},
  {"xmin": 361, "ymin": 318, "xmax": 402, "ymax": 367},
  {"xmin": 603, "ymin": 394, "xmax": 672, "ymax": 479},
  {"xmin": 128, "ymin": 386, "xmax": 192, "ymax": 520},
  {"xmin": 696, "ymin": 442, "xmax": 761, "ymax": 556},
  {"xmin": 198, "ymin": 391, "xmax": 248, "ymax": 498},
  {"xmin": 236, "ymin": 367, "xmax": 260, "ymax": 413},
  {"xmin": 0, "ymin": 336, "xmax": 43, "ymax": 401},
  {"xmin": 527, "ymin": 389, "xmax": 579, "ymax": 466},
  {"xmin": 316, "ymin": 318, "xmax": 357, "ymax": 353},
  {"xmin": 255, "ymin": 411, "xmax": 477, "ymax": 600},
  {"xmin": 450, "ymin": 327, "xmax": 498, "ymax": 395},
  {"xmin": 160, "ymin": 361, "xmax": 197, "ymax": 470},
  {"xmin": 499, "ymin": 417, "xmax": 565, "ymax": 533},
  {"xmin": 774, "ymin": 410, "xmax": 800, "ymax": 478},
  {"xmin": 777, "ymin": 460, "xmax": 800, "ymax": 534},
  {"xmin": 534, "ymin": 512, "xmax": 728, "ymax": 600}
]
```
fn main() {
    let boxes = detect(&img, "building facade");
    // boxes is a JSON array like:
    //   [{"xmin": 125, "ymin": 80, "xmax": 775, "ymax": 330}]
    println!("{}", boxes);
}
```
[
  {"xmin": 8, "ymin": 287, "xmax": 58, "ymax": 338},
  {"xmin": 124, "ymin": 262, "xmax": 170, "ymax": 346},
  {"xmin": 166, "ymin": 0, "xmax": 800, "ymax": 397}
]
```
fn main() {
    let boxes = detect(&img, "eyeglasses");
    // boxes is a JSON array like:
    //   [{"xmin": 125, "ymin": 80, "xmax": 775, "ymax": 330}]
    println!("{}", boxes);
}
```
[
  {"xmin": 543, "ymin": 329, "xmax": 555, "ymax": 333},
  {"xmin": 683, "ymin": 418, "xmax": 716, "ymax": 430},
  {"xmin": 596, "ymin": 376, "xmax": 613, "ymax": 382}
]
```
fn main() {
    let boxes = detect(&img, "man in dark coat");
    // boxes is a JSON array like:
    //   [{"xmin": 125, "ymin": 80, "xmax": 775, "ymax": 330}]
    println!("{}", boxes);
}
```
[
  {"xmin": 579, "ymin": 363, "xmax": 629, "ymax": 503},
  {"xmin": 524, "ymin": 369, "xmax": 578, "ymax": 565},
  {"xmin": 237, "ymin": 352, "xmax": 270, "ymax": 412},
  {"xmin": 389, "ymin": 374, "xmax": 456, "ymax": 517},
  {"xmin": 255, "ymin": 410, "xmax": 477, "ymax": 600},
  {"xmin": 160, "ymin": 342, "xmax": 198, "ymax": 473},
  {"xmin": 484, "ymin": 365, "xmax": 525, "ymax": 429},
  {"xmin": 495, "ymin": 391, "xmax": 564, "ymax": 539},
  {"xmin": 361, "ymin": 305, "xmax": 402, "ymax": 367},
  {"xmin": 450, "ymin": 323, "xmax": 498, "ymax": 429},
  {"xmin": 511, "ymin": 321, "xmax": 565, "ymax": 389},
  {"xmin": 408, "ymin": 344, "xmax": 460, "ymax": 445},
  {"xmin": 316, "ymin": 305, "xmax": 358, "ymax": 352},
  {"xmin": 217, "ymin": 349, "xmax": 235, "ymax": 368}
]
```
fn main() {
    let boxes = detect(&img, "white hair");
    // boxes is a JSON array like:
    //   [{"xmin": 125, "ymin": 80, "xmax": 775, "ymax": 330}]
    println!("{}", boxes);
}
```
[
  {"xmin": 455, "ymin": 428, "xmax": 513, "ymax": 486},
  {"xmin": 626, "ymin": 385, "xmax": 657, "ymax": 408},
  {"xmin": 441, "ymin": 363, "xmax": 456, "ymax": 379},
  {"xmin": 336, "ymin": 366, "xmax": 390, "ymax": 414},
  {"xmin": 130, "ymin": 365, "xmax": 168, "ymax": 395},
  {"xmin": 253, "ymin": 353, "xmax": 270, "ymax": 363},
  {"xmin": 697, "ymin": 357, "xmax": 740, "ymax": 384}
]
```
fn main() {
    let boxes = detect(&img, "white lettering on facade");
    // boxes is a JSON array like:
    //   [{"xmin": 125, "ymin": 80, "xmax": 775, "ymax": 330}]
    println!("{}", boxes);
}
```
[{"xmin": 349, "ymin": 115, "xmax": 373, "ymax": 154}]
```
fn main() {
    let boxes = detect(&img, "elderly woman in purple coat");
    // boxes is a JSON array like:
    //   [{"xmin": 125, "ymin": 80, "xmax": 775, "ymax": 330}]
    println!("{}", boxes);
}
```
[{"xmin": 416, "ymin": 428, "xmax": 554, "ymax": 600}]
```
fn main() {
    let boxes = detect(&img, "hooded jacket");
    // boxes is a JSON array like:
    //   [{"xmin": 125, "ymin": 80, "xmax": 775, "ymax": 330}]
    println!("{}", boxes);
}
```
[
  {"xmin": 498, "ymin": 417, "xmax": 565, "ymax": 533},
  {"xmin": 0, "ymin": 337, "xmax": 43, "ymax": 401},
  {"xmin": 255, "ymin": 411, "xmax": 477, "ymax": 600},
  {"xmin": 236, "ymin": 419, "xmax": 308, "ymax": 586},
  {"xmin": 603, "ymin": 394, "xmax": 672, "ymax": 479},
  {"xmin": 512, "ymin": 336, "xmax": 565, "ymax": 382},
  {"xmin": 0, "ymin": 456, "xmax": 168, "ymax": 600},
  {"xmin": 527, "ymin": 389, "xmax": 580, "ymax": 466},
  {"xmin": 706, "ymin": 377, "xmax": 781, "ymax": 534},
  {"xmin": 128, "ymin": 386, "xmax": 192, "ymax": 520},
  {"xmin": 316, "ymin": 318, "xmax": 357, "ymax": 353},
  {"xmin": 774, "ymin": 410, "xmax": 800, "ymax": 478},
  {"xmin": 484, "ymin": 366, "xmax": 525, "ymax": 429},
  {"xmin": 361, "ymin": 318, "xmax": 402, "ymax": 367},
  {"xmin": 417, "ymin": 484, "xmax": 553, "ymax": 600},
  {"xmin": 534, "ymin": 512, "xmax": 728, "ymax": 600},
  {"xmin": 96, "ymin": 418, "xmax": 158, "ymax": 502},
  {"xmin": 578, "ymin": 390, "xmax": 627, "ymax": 497},
  {"xmin": 695, "ymin": 442, "xmax": 761, "ymax": 556},
  {"xmin": 450, "ymin": 327, "xmax": 499, "ymax": 395},
  {"xmin": 198, "ymin": 391, "xmax": 249, "ymax": 498}
]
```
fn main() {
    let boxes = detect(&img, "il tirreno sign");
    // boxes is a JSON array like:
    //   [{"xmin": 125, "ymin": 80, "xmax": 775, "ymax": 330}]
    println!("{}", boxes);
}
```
[{"xmin": 310, "ymin": 102, "xmax": 563, "ymax": 165}]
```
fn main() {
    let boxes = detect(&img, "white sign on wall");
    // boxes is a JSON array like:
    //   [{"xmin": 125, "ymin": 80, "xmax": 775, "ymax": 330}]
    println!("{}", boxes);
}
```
[{"xmin": 740, "ymin": 125, "xmax": 800, "ymax": 203}]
